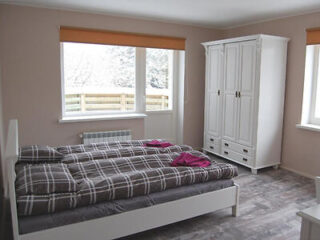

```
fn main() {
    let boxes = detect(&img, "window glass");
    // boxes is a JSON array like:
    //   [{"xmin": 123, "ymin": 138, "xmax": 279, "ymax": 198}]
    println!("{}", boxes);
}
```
[
  {"xmin": 62, "ymin": 42, "xmax": 135, "ymax": 115},
  {"xmin": 146, "ymin": 48, "xmax": 173, "ymax": 111},
  {"xmin": 314, "ymin": 50, "xmax": 320, "ymax": 118}
]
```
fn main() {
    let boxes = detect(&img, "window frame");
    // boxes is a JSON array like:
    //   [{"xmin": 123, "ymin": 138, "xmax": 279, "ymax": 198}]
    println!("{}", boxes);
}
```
[{"xmin": 60, "ymin": 43, "xmax": 176, "ymax": 120}]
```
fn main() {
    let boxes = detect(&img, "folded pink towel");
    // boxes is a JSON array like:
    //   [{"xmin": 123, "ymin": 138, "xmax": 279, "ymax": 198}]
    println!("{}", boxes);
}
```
[
  {"xmin": 171, "ymin": 152, "xmax": 211, "ymax": 167},
  {"xmin": 144, "ymin": 140, "xmax": 174, "ymax": 148}
]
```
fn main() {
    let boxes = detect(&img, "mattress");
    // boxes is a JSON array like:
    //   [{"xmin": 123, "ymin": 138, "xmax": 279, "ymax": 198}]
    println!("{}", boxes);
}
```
[{"xmin": 19, "ymin": 178, "xmax": 234, "ymax": 234}]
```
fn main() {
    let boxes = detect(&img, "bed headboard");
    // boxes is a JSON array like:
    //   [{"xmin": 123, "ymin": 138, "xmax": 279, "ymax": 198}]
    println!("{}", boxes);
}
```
[{"xmin": 5, "ymin": 119, "xmax": 20, "ymax": 240}]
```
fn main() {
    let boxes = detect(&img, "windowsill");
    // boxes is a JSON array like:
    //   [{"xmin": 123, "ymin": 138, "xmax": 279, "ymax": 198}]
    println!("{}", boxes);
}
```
[
  {"xmin": 146, "ymin": 110, "xmax": 173, "ymax": 114},
  {"xmin": 59, "ymin": 113, "xmax": 147, "ymax": 123},
  {"xmin": 296, "ymin": 123, "xmax": 320, "ymax": 132}
]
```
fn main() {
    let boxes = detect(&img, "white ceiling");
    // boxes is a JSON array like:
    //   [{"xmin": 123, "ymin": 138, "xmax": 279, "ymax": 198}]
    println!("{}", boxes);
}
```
[{"xmin": 2, "ymin": 0, "xmax": 320, "ymax": 29}]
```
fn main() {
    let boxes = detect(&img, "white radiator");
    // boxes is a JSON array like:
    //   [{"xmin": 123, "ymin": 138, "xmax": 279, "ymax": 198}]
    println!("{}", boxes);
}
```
[{"xmin": 81, "ymin": 130, "xmax": 132, "ymax": 144}]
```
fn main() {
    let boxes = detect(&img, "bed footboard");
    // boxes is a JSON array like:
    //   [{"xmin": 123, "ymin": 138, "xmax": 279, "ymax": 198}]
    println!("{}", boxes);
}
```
[{"xmin": 20, "ymin": 184, "xmax": 239, "ymax": 240}]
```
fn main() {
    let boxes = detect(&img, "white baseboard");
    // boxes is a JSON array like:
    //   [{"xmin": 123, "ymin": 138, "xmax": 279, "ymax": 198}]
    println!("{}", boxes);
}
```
[
  {"xmin": 280, "ymin": 166, "xmax": 315, "ymax": 179},
  {"xmin": 194, "ymin": 146, "xmax": 203, "ymax": 151}
]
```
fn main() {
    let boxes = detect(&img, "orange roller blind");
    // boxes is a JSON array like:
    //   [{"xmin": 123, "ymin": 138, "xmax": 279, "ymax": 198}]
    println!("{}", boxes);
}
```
[
  {"xmin": 60, "ymin": 27, "xmax": 185, "ymax": 50},
  {"xmin": 306, "ymin": 27, "xmax": 320, "ymax": 45}
]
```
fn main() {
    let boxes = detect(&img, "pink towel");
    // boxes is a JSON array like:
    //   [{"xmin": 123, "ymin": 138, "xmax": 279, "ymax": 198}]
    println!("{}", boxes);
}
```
[
  {"xmin": 171, "ymin": 152, "xmax": 211, "ymax": 167},
  {"xmin": 144, "ymin": 140, "xmax": 174, "ymax": 148}
]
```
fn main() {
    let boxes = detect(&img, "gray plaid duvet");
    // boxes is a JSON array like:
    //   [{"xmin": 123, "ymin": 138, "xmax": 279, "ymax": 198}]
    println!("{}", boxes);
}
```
[
  {"xmin": 16, "ymin": 141, "xmax": 238, "ymax": 216},
  {"xmin": 56, "ymin": 139, "xmax": 157, "ymax": 154},
  {"xmin": 61, "ymin": 145, "xmax": 193, "ymax": 164}
]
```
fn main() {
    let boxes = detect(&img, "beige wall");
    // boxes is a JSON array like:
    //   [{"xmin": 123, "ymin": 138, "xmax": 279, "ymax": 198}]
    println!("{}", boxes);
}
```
[
  {"xmin": 0, "ymin": 4, "xmax": 221, "ymax": 147},
  {"xmin": 223, "ymin": 12, "xmax": 320, "ymax": 177},
  {"xmin": 0, "ymin": 60, "xmax": 4, "ymax": 191}
]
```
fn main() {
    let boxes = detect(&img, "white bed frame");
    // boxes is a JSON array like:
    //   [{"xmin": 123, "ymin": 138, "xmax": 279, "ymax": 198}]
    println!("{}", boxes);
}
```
[{"xmin": 6, "ymin": 119, "xmax": 240, "ymax": 240}]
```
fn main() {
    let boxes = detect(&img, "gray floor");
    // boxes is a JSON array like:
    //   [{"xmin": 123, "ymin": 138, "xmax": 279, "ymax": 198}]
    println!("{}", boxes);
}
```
[{"xmin": 121, "ymin": 154, "xmax": 317, "ymax": 240}]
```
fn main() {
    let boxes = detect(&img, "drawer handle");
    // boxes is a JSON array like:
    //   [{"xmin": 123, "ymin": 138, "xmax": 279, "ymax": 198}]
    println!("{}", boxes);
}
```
[
  {"xmin": 243, "ymin": 149, "xmax": 248, "ymax": 153},
  {"xmin": 210, "ymin": 138, "xmax": 214, "ymax": 142},
  {"xmin": 243, "ymin": 158, "xmax": 248, "ymax": 162},
  {"xmin": 224, "ymin": 151, "xmax": 229, "ymax": 155},
  {"xmin": 210, "ymin": 146, "xmax": 214, "ymax": 149},
  {"xmin": 224, "ymin": 143, "xmax": 229, "ymax": 147}
]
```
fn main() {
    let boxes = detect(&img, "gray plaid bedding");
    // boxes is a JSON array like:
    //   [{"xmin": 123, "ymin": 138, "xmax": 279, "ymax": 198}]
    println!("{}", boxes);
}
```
[
  {"xmin": 16, "ymin": 141, "xmax": 238, "ymax": 216},
  {"xmin": 19, "ymin": 145, "xmax": 63, "ymax": 163},
  {"xmin": 16, "ymin": 163, "xmax": 78, "ymax": 196},
  {"xmin": 61, "ymin": 145, "xmax": 193, "ymax": 164},
  {"xmin": 56, "ymin": 139, "xmax": 157, "ymax": 154}
]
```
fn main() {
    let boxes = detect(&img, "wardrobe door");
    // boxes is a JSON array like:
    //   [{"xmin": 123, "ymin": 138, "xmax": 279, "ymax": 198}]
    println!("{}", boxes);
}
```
[
  {"xmin": 205, "ymin": 45, "xmax": 223, "ymax": 139},
  {"xmin": 223, "ymin": 43, "xmax": 239, "ymax": 142},
  {"xmin": 237, "ymin": 40, "xmax": 256, "ymax": 146}
]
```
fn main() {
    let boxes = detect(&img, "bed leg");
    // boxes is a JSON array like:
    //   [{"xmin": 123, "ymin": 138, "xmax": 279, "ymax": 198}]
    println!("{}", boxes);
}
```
[
  {"xmin": 232, "ymin": 205, "xmax": 238, "ymax": 217},
  {"xmin": 232, "ymin": 184, "xmax": 240, "ymax": 217}
]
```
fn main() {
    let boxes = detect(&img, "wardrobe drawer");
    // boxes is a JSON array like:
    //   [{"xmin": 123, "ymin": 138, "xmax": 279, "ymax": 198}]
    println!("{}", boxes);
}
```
[
  {"xmin": 204, "ymin": 142, "xmax": 220, "ymax": 155},
  {"xmin": 221, "ymin": 147, "xmax": 253, "ymax": 166},
  {"xmin": 206, "ymin": 135, "xmax": 219, "ymax": 145},
  {"xmin": 222, "ymin": 140, "xmax": 254, "ymax": 156}
]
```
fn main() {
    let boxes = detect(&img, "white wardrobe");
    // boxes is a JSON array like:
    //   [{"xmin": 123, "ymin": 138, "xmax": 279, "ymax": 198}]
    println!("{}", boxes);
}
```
[{"xmin": 202, "ymin": 35, "xmax": 289, "ymax": 174}]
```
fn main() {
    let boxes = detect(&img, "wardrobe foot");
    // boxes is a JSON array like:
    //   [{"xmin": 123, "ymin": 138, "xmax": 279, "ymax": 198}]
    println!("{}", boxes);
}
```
[{"xmin": 273, "ymin": 165, "xmax": 279, "ymax": 170}]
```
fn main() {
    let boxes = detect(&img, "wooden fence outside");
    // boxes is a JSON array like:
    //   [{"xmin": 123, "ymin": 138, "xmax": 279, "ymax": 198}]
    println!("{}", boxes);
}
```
[{"xmin": 65, "ymin": 93, "xmax": 169, "ymax": 112}]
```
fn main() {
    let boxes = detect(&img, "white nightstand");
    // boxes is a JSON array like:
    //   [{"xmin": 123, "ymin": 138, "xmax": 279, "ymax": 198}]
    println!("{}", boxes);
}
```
[{"xmin": 297, "ymin": 204, "xmax": 320, "ymax": 240}]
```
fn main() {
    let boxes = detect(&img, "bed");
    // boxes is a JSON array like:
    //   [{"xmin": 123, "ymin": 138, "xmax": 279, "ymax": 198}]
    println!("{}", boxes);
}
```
[{"xmin": 6, "ymin": 119, "xmax": 240, "ymax": 240}]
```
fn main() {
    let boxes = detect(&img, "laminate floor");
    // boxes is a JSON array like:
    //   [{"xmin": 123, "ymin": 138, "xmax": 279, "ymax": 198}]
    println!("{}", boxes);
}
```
[{"xmin": 121, "ymin": 154, "xmax": 316, "ymax": 240}]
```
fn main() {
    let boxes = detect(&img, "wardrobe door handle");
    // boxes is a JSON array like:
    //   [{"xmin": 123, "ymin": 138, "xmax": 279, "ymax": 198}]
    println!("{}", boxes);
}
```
[
  {"xmin": 210, "ymin": 138, "xmax": 214, "ymax": 142},
  {"xmin": 235, "ymin": 91, "xmax": 238, "ymax": 97},
  {"xmin": 224, "ymin": 143, "xmax": 229, "ymax": 147},
  {"xmin": 218, "ymin": 90, "xmax": 220, "ymax": 96},
  {"xmin": 238, "ymin": 91, "xmax": 241, "ymax": 98},
  {"xmin": 224, "ymin": 151, "xmax": 229, "ymax": 155},
  {"xmin": 210, "ymin": 146, "xmax": 214, "ymax": 149},
  {"xmin": 243, "ymin": 149, "xmax": 248, "ymax": 153},
  {"xmin": 243, "ymin": 158, "xmax": 248, "ymax": 162}
]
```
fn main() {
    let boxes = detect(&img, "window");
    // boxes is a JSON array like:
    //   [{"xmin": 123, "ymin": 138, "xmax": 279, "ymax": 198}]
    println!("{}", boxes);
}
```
[
  {"xmin": 61, "ymin": 43, "xmax": 176, "ymax": 118},
  {"xmin": 300, "ymin": 44, "xmax": 320, "ymax": 126},
  {"xmin": 146, "ymin": 48, "xmax": 173, "ymax": 111},
  {"xmin": 62, "ymin": 43, "xmax": 136, "ymax": 115},
  {"xmin": 309, "ymin": 45, "xmax": 320, "ymax": 124},
  {"xmin": 298, "ymin": 28, "xmax": 320, "ymax": 130}
]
